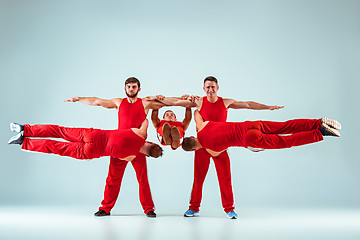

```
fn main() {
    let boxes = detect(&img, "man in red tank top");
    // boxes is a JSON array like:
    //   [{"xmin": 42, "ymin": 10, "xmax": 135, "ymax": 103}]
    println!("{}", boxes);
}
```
[
  {"xmin": 9, "ymin": 120, "xmax": 164, "ymax": 161},
  {"xmin": 64, "ymin": 77, "xmax": 165, "ymax": 218},
  {"xmin": 156, "ymin": 76, "xmax": 284, "ymax": 219},
  {"xmin": 180, "ymin": 111, "xmax": 341, "ymax": 155},
  {"xmin": 151, "ymin": 108, "xmax": 192, "ymax": 149}
]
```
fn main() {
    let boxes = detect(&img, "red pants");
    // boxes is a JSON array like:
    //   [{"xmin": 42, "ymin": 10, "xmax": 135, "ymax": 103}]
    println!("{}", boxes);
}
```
[
  {"xmin": 22, "ymin": 124, "xmax": 101, "ymax": 159},
  {"xmin": 22, "ymin": 124, "xmax": 154, "ymax": 214},
  {"xmin": 244, "ymin": 119, "xmax": 323, "ymax": 149},
  {"xmin": 99, "ymin": 155, "xmax": 154, "ymax": 214},
  {"xmin": 189, "ymin": 149, "xmax": 234, "ymax": 213},
  {"xmin": 189, "ymin": 119, "xmax": 322, "ymax": 213}
]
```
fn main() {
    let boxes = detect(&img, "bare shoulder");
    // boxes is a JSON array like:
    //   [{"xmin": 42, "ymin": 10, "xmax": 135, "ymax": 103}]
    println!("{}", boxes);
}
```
[
  {"xmin": 141, "ymin": 97, "xmax": 151, "ymax": 108},
  {"xmin": 222, "ymin": 98, "xmax": 236, "ymax": 108},
  {"xmin": 111, "ymin": 98, "xmax": 123, "ymax": 107}
]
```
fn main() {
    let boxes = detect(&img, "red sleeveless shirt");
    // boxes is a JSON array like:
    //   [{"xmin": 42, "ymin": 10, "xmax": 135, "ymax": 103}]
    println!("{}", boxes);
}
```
[
  {"xmin": 199, "ymin": 96, "xmax": 227, "ymax": 122},
  {"xmin": 96, "ymin": 129, "xmax": 145, "ymax": 159},
  {"xmin": 118, "ymin": 98, "xmax": 146, "ymax": 129},
  {"xmin": 197, "ymin": 121, "xmax": 246, "ymax": 152}
]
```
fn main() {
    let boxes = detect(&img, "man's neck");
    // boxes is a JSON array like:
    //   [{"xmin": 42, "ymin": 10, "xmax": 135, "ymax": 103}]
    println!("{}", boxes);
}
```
[
  {"xmin": 127, "ymin": 96, "xmax": 138, "ymax": 103},
  {"xmin": 196, "ymin": 139, "xmax": 202, "ymax": 150},
  {"xmin": 206, "ymin": 94, "xmax": 218, "ymax": 103},
  {"xmin": 139, "ymin": 143, "xmax": 148, "ymax": 155}
]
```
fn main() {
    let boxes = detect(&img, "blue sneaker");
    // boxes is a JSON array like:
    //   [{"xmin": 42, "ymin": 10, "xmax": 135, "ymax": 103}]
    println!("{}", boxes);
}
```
[
  {"xmin": 227, "ymin": 211, "xmax": 238, "ymax": 219},
  {"xmin": 184, "ymin": 209, "xmax": 199, "ymax": 217}
]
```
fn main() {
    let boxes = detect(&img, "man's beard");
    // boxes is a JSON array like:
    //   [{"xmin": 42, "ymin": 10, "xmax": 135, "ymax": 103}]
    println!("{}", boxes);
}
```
[{"xmin": 126, "ymin": 91, "xmax": 138, "ymax": 98}]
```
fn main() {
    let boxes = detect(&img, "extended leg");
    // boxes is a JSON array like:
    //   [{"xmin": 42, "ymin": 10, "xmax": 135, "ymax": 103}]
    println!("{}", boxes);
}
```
[
  {"xmin": 24, "ymin": 124, "xmax": 94, "ymax": 142},
  {"xmin": 22, "ymin": 138, "xmax": 92, "ymax": 159},
  {"xmin": 245, "ymin": 119, "xmax": 321, "ymax": 135},
  {"xmin": 131, "ymin": 153, "xmax": 155, "ymax": 215},
  {"xmin": 245, "ymin": 128, "xmax": 323, "ymax": 149},
  {"xmin": 188, "ymin": 148, "xmax": 211, "ymax": 212},
  {"xmin": 99, "ymin": 157, "xmax": 128, "ymax": 213},
  {"xmin": 213, "ymin": 151, "xmax": 235, "ymax": 213}
]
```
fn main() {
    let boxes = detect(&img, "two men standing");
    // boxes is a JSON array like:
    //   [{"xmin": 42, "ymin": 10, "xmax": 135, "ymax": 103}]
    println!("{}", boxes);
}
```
[{"xmin": 65, "ymin": 76, "xmax": 283, "ymax": 219}]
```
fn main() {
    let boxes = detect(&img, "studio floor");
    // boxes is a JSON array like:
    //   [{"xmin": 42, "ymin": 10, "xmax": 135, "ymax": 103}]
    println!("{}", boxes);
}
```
[{"xmin": 1, "ymin": 206, "xmax": 360, "ymax": 240}]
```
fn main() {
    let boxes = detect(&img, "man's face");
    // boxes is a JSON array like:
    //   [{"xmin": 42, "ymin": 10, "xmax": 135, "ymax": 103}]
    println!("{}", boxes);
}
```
[
  {"xmin": 124, "ymin": 83, "xmax": 140, "ymax": 98},
  {"xmin": 203, "ymin": 81, "xmax": 219, "ymax": 97},
  {"xmin": 163, "ymin": 111, "xmax": 177, "ymax": 122}
]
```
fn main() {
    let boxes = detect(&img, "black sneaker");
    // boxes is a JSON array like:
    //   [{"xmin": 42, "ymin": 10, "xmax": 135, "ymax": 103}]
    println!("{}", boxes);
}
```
[
  {"xmin": 319, "ymin": 124, "xmax": 340, "ymax": 137},
  {"xmin": 94, "ymin": 209, "xmax": 110, "ymax": 217},
  {"xmin": 10, "ymin": 122, "xmax": 24, "ymax": 133},
  {"xmin": 146, "ymin": 211, "xmax": 156, "ymax": 218},
  {"xmin": 8, "ymin": 133, "xmax": 24, "ymax": 145}
]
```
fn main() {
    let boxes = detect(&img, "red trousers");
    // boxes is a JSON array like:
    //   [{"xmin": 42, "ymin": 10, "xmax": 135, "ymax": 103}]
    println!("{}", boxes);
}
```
[
  {"xmin": 22, "ymin": 124, "xmax": 101, "ymax": 159},
  {"xmin": 99, "ymin": 155, "xmax": 154, "ymax": 214},
  {"xmin": 243, "ymin": 119, "xmax": 323, "ymax": 149},
  {"xmin": 189, "ymin": 119, "xmax": 323, "ymax": 212},
  {"xmin": 21, "ymin": 124, "xmax": 154, "ymax": 214},
  {"xmin": 189, "ymin": 149, "xmax": 234, "ymax": 213}
]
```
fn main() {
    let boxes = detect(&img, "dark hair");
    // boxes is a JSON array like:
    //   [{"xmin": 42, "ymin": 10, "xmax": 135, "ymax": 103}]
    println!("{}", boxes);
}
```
[
  {"xmin": 163, "ymin": 110, "xmax": 176, "ymax": 119},
  {"xmin": 148, "ymin": 143, "xmax": 163, "ymax": 158},
  {"xmin": 204, "ymin": 76, "xmax": 218, "ymax": 84},
  {"xmin": 182, "ymin": 137, "xmax": 196, "ymax": 151},
  {"xmin": 125, "ymin": 77, "xmax": 141, "ymax": 88}
]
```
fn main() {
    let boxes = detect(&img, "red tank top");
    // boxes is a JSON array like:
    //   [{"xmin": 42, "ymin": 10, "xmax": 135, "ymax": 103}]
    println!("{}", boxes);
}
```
[
  {"xmin": 118, "ymin": 98, "xmax": 146, "ymax": 129},
  {"xmin": 101, "ymin": 129, "xmax": 145, "ymax": 159},
  {"xmin": 156, "ymin": 120, "xmax": 185, "ymax": 137},
  {"xmin": 199, "ymin": 96, "xmax": 227, "ymax": 122},
  {"xmin": 197, "ymin": 121, "xmax": 246, "ymax": 152}
]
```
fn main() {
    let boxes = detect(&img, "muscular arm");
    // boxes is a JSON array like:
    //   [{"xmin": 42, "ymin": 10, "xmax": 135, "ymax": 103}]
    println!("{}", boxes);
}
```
[
  {"xmin": 181, "ymin": 108, "xmax": 192, "ymax": 131},
  {"xmin": 194, "ymin": 110, "xmax": 205, "ymax": 131},
  {"xmin": 224, "ymin": 99, "xmax": 284, "ymax": 110},
  {"xmin": 158, "ymin": 97, "xmax": 197, "ymax": 108},
  {"xmin": 151, "ymin": 109, "xmax": 161, "ymax": 128},
  {"xmin": 64, "ymin": 97, "xmax": 121, "ymax": 109}
]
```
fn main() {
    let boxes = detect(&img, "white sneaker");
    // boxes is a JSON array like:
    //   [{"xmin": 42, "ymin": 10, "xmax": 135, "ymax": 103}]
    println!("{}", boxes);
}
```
[
  {"xmin": 8, "ymin": 133, "xmax": 24, "ymax": 145},
  {"xmin": 321, "ymin": 117, "xmax": 341, "ymax": 130},
  {"xmin": 10, "ymin": 122, "xmax": 24, "ymax": 133}
]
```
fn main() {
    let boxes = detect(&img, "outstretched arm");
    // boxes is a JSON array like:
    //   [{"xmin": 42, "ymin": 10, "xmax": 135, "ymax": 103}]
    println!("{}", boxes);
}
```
[
  {"xmin": 182, "ymin": 108, "xmax": 192, "ymax": 131},
  {"xmin": 147, "ymin": 95, "xmax": 197, "ymax": 108},
  {"xmin": 224, "ymin": 99, "xmax": 284, "ymax": 110},
  {"xmin": 64, "ymin": 97, "xmax": 121, "ymax": 109},
  {"xmin": 151, "ymin": 109, "xmax": 161, "ymax": 128}
]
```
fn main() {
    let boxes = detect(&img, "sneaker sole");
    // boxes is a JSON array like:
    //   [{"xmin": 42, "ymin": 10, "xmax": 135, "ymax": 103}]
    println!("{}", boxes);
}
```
[
  {"xmin": 184, "ymin": 211, "xmax": 200, "ymax": 217},
  {"xmin": 162, "ymin": 123, "xmax": 172, "ymax": 145},
  {"xmin": 322, "ymin": 123, "xmax": 341, "ymax": 137},
  {"xmin": 171, "ymin": 127, "xmax": 181, "ymax": 149},
  {"xmin": 184, "ymin": 213, "xmax": 199, "ymax": 217},
  {"xmin": 321, "ymin": 117, "xmax": 341, "ymax": 130},
  {"xmin": 94, "ymin": 214, "xmax": 110, "ymax": 217}
]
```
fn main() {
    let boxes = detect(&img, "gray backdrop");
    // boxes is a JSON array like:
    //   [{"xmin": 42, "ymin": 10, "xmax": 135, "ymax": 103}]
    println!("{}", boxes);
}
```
[{"xmin": 0, "ymin": 0, "xmax": 359, "ymax": 215}]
